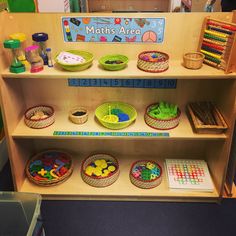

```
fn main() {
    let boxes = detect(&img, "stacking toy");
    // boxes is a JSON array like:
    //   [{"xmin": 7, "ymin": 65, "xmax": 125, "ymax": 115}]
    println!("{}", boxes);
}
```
[{"xmin": 3, "ymin": 39, "xmax": 25, "ymax": 73}]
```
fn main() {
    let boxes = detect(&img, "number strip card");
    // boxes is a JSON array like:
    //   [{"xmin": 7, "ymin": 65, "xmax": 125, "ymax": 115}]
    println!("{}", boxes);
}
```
[
  {"xmin": 68, "ymin": 79, "xmax": 177, "ymax": 88},
  {"xmin": 53, "ymin": 131, "xmax": 169, "ymax": 137}
]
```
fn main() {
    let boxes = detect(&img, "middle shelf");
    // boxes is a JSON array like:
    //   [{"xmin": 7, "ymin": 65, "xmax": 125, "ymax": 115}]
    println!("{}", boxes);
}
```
[{"xmin": 12, "ymin": 108, "xmax": 227, "ymax": 140}]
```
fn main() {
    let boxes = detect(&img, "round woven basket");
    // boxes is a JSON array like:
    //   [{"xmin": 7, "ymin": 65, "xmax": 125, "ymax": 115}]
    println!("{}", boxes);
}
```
[
  {"xmin": 130, "ymin": 160, "xmax": 162, "ymax": 189},
  {"xmin": 137, "ymin": 51, "xmax": 169, "ymax": 73},
  {"xmin": 24, "ymin": 105, "xmax": 55, "ymax": 129},
  {"xmin": 95, "ymin": 102, "xmax": 137, "ymax": 130},
  {"xmin": 81, "ymin": 154, "xmax": 119, "ymax": 187},
  {"xmin": 69, "ymin": 107, "xmax": 88, "ymax": 124},
  {"xmin": 144, "ymin": 103, "xmax": 181, "ymax": 130},
  {"xmin": 183, "ymin": 52, "xmax": 205, "ymax": 69},
  {"xmin": 25, "ymin": 150, "xmax": 74, "ymax": 187}
]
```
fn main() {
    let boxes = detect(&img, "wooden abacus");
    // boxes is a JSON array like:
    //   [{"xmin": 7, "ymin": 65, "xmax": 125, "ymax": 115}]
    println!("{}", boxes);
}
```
[{"xmin": 198, "ymin": 17, "xmax": 236, "ymax": 74}]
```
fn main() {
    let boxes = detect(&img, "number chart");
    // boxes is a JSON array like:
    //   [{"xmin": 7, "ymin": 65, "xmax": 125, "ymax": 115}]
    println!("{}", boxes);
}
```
[{"xmin": 165, "ymin": 159, "xmax": 214, "ymax": 192}]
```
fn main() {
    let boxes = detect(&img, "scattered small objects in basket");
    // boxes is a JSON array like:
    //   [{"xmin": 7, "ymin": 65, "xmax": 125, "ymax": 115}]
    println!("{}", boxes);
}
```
[
  {"xmin": 148, "ymin": 101, "xmax": 178, "ymax": 120},
  {"xmin": 145, "ymin": 101, "xmax": 181, "ymax": 130},
  {"xmin": 130, "ymin": 160, "xmax": 162, "ymax": 189},
  {"xmin": 85, "ymin": 158, "xmax": 117, "ymax": 178},
  {"xmin": 137, "ymin": 51, "xmax": 169, "ymax": 73},
  {"xmin": 26, "ymin": 150, "xmax": 73, "ymax": 186},
  {"xmin": 69, "ymin": 107, "xmax": 88, "ymax": 124},
  {"xmin": 95, "ymin": 102, "xmax": 137, "ymax": 130},
  {"xmin": 187, "ymin": 101, "xmax": 228, "ymax": 134},
  {"xmin": 81, "ymin": 154, "xmax": 119, "ymax": 187},
  {"xmin": 24, "ymin": 105, "xmax": 55, "ymax": 129}
]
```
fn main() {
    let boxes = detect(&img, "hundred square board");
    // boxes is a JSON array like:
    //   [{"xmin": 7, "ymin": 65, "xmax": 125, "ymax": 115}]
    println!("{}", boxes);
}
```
[{"xmin": 165, "ymin": 159, "xmax": 214, "ymax": 192}]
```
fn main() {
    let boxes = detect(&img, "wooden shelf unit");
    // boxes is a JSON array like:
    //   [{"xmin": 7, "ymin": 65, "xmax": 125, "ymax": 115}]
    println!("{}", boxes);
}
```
[{"xmin": 0, "ymin": 11, "xmax": 236, "ymax": 201}]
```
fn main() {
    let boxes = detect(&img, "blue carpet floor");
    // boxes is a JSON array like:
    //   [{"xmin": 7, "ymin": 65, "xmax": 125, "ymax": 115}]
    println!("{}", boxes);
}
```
[{"xmin": 1, "ymin": 161, "xmax": 236, "ymax": 236}]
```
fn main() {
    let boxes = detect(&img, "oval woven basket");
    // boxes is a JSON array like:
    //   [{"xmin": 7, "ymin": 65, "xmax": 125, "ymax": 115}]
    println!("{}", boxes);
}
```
[
  {"xmin": 130, "ymin": 160, "xmax": 162, "ymax": 189},
  {"xmin": 183, "ymin": 52, "xmax": 205, "ymax": 69},
  {"xmin": 69, "ymin": 107, "xmax": 88, "ymax": 124},
  {"xmin": 95, "ymin": 102, "xmax": 137, "ymax": 130},
  {"xmin": 24, "ymin": 105, "xmax": 55, "ymax": 129},
  {"xmin": 26, "ymin": 150, "xmax": 74, "ymax": 187},
  {"xmin": 81, "ymin": 154, "xmax": 120, "ymax": 187},
  {"xmin": 137, "ymin": 51, "xmax": 169, "ymax": 73},
  {"xmin": 144, "ymin": 103, "xmax": 181, "ymax": 130}
]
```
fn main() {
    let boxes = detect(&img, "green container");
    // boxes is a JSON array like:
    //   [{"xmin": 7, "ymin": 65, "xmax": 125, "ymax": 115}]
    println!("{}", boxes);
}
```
[
  {"xmin": 95, "ymin": 102, "xmax": 137, "ymax": 130},
  {"xmin": 7, "ymin": 0, "xmax": 35, "ymax": 12},
  {"xmin": 55, "ymin": 50, "xmax": 94, "ymax": 71},
  {"xmin": 99, "ymin": 54, "xmax": 128, "ymax": 71}
]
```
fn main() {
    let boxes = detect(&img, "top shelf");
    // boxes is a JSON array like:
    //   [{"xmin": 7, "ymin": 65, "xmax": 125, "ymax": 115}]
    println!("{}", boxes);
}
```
[{"xmin": 2, "ymin": 60, "xmax": 236, "ymax": 80}]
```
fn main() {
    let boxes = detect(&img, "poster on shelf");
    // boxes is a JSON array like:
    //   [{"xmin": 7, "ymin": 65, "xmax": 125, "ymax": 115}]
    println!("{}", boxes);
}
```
[{"xmin": 62, "ymin": 17, "xmax": 165, "ymax": 43}]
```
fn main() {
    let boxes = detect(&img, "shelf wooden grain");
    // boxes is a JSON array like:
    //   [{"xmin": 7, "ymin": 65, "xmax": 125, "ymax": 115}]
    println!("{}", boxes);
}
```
[
  {"xmin": 21, "ymin": 156, "xmax": 219, "ymax": 201},
  {"xmin": 2, "ymin": 60, "xmax": 236, "ymax": 80},
  {"xmin": 12, "ymin": 109, "xmax": 227, "ymax": 140}
]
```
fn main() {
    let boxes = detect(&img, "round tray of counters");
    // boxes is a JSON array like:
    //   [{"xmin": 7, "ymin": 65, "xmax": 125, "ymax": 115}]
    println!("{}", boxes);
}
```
[{"xmin": 81, "ymin": 154, "xmax": 119, "ymax": 187}]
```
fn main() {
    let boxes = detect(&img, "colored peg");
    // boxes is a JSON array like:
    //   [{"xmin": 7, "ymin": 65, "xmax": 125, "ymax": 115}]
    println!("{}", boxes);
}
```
[
  {"xmin": 208, "ymin": 26, "xmax": 233, "ymax": 35},
  {"xmin": 203, "ymin": 38, "xmax": 227, "ymax": 47},
  {"xmin": 204, "ymin": 33, "xmax": 227, "ymax": 42},
  {"xmin": 202, "ymin": 42, "xmax": 225, "ymax": 51},
  {"xmin": 207, "ymin": 21, "xmax": 236, "ymax": 31},
  {"xmin": 205, "ymin": 29, "xmax": 228, "ymax": 38},
  {"xmin": 201, "ymin": 45, "xmax": 223, "ymax": 55},
  {"xmin": 204, "ymin": 54, "xmax": 221, "ymax": 64},
  {"xmin": 201, "ymin": 49, "xmax": 222, "ymax": 59}
]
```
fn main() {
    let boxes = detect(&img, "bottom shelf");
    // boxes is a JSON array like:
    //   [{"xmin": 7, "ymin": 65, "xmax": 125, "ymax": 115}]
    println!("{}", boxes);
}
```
[{"xmin": 21, "ymin": 155, "xmax": 219, "ymax": 201}]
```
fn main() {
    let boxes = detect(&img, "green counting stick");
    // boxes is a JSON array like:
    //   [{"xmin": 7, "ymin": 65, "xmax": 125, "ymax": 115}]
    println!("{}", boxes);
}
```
[{"xmin": 204, "ymin": 33, "xmax": 227, "ymax": 43}]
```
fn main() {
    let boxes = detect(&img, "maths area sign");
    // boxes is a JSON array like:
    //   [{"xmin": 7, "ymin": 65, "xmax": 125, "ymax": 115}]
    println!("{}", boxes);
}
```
[{"xmin": 62, "ymin": 17, "xmax": 165, "ymax": 43}]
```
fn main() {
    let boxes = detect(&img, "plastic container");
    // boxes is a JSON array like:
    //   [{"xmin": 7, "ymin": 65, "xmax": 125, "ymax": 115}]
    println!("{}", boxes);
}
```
[
  {"xmin": 3, "ymin": 39, "xmax": 25, "ymax": 73},
  {"xmin": 32, "ymin": 32, "xmax": 49, "ymax": 65},
  {"xmin": 9, "ymin": 33, "xmax": 29, "ymax": 66},
  {"xmin": 55, "ymin": 50, "xmax": 94, "ymax": 71},
  {"xmin": 25, "ymin": 45, "xmax": 44, "ymax": 73},
  {"xmin": 0, "ymin": 191, "xmax": 44, "ymax": 236},
  {"xmin": 99, "ymin": 54, "xmax": 128, "ymax": 71},
  {"xmin": 95, "ymin": 102, "xmax": 137, "ymax": 130}
]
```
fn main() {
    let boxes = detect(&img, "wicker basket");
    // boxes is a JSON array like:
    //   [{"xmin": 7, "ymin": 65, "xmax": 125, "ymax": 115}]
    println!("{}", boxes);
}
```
[
  {"xmin": 137, "ymin": 51, "xmax": 169, "ymax": 73},
  {"xmin": 81, "ymin": 154, "xmax": 119, "ymax": 187},
  {"xmin": 130, "ymin": 160, "xmax": 162, "ymax": 189},
  {"xmin": 25, "ymin": 150, "xmax": 74, "ymax": 187},
  {"xmin": 24, "ymin": 105, "xmax": 55, "ymax": 129},
  {"xmin": 183, "ymin": 52, "xmax": 205, "ymax": 69},
  {"xmin": 144, "ymin": 103, "xmax": 181, "ymax": 130},
  {"xmin": 95, "ymin": 102, "xmax": 137, "ymax": 130},
  {"xmin": 69, "ymin": 107, "xmax": 88, "ymax": 124}
]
